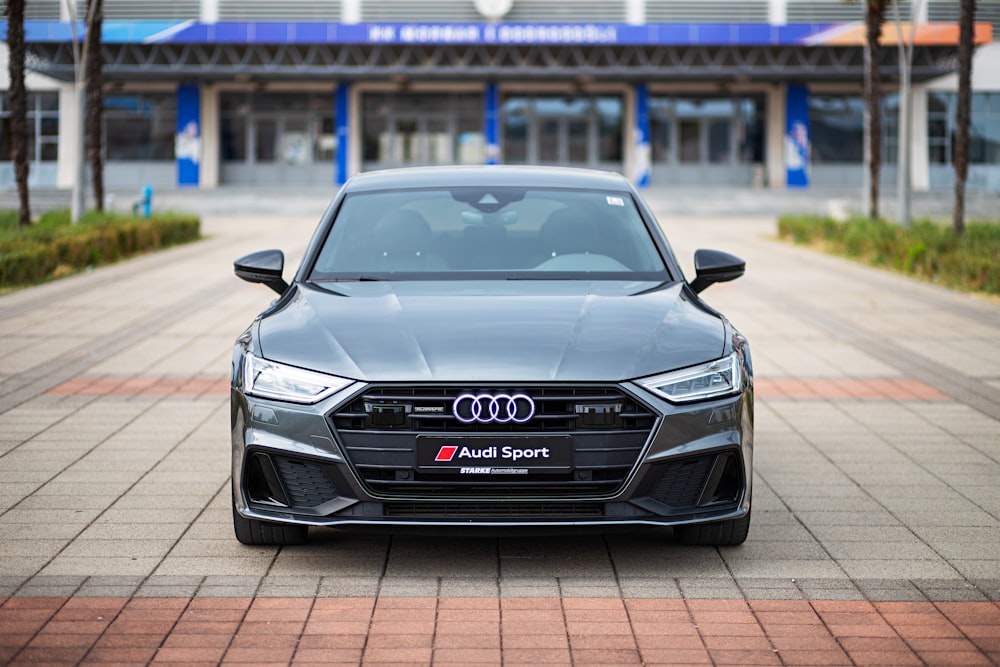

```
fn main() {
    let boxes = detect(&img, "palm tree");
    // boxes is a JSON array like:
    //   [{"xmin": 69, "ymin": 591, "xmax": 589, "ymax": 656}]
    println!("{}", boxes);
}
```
[
  {"xmin": 863, "ymin": 0, "xmax": 889, "ymax": 220},
  {"xmin": 84, "ymin": 0, "xmax": 104, "ymax": 212},
  {"xmin": 6, "ymin": 0, "xmax": 30, "ymax": 227},
  {"xmin": 953, "ymin": 0, "xmax": 976, "ymax": 237}
]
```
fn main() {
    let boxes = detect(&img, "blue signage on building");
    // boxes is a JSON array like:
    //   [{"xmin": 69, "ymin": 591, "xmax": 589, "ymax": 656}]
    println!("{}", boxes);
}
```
[
  {"xmin": 175, "ymin": 84, "xmax": 200, "ymax": 187},
  {"xmin": 785, "ymin": 84, "xmax": 810, "ymax": 188}
]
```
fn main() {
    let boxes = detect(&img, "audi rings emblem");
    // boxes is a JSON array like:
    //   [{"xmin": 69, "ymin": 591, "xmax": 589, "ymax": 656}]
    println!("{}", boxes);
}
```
[{"xmin": 452, "ymin": 393, "xmax": 535, "ymax": 424}]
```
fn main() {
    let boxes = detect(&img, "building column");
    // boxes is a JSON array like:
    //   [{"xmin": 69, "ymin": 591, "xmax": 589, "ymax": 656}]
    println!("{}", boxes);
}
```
[
  {"xmin": 176, "ymin": 84, "xmax": 201, "ymax": 187},
  {"xmin": 336, "ymin": 82, "xmax": 350, "ymax": 185},
  {"xmin": 765, "ymin": 83, "xmax": 786, "ymax": 189},
  {"xmin": 200, "ymin": 84, "xmax": 219, "ymax": 188},
  {"xmin": 785, "ymin": 83, "xmax": 810, "ymax": 188},
  {"xmin": 911, "ymin": 84, "xmax": 930, "ymax": 191},
  {"xmin": 633, "ymin": 83, "xmax": 650, "ymax": 188},
  {"xmin": 484, "ymin": 82, "xmax": 500, "ymax": 165}
]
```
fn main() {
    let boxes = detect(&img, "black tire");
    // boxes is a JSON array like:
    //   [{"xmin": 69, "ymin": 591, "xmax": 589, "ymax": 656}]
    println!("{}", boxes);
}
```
[
  {"xmin": 674, "ymin": 510, "xmax": 751, "ymax": 546},
  {"xmin": 232, "ymin": 501, "xmax": 308, "ymax": 546}
]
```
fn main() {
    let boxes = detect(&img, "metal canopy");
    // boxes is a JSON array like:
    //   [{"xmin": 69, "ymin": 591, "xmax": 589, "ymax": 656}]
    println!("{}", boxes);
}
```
[{"xmin": 26, "ymin": 41, "xmax": 957, "ymax": 83}]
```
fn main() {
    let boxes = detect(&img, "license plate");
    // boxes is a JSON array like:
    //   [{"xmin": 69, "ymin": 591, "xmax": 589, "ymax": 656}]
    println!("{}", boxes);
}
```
[{"xmin": 417, "ymin": 436, "xmax": 572, "ymax": 475}]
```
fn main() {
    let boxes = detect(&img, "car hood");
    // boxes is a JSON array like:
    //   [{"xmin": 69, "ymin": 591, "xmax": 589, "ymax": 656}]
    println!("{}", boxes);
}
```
[{"xmin": 256, "ymin": 281, "xmax": 726, "ymax": 383}]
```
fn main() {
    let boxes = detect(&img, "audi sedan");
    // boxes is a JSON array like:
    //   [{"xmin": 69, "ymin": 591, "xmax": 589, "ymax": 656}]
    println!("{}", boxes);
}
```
[{"xmin": 231, "ymin": 166, "xmax": 752, "ymax": 546}]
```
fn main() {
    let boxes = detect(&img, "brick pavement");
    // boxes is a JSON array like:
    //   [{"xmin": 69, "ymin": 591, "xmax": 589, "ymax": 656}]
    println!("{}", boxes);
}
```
[{"xmin": 1, "ymin": 194, "xmax": 999, "ymax": 666}]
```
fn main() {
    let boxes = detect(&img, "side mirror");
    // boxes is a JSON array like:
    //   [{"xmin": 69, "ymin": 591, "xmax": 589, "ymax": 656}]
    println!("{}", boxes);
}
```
[
  {"xmin": 234, "ymin": 249, "xmax": 289, "ymax": 295},
  {"xmin": 689, "ymin": 249, "xmax": 745, "ymax": 294}
]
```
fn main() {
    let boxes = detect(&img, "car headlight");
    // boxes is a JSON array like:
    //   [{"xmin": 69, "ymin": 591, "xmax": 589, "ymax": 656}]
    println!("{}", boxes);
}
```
[
  {"xmin": 243, "ymin": 352, "xmax": 353, "ymax": 404},
  {"xmin": 638, "ymin": 352, "xmax": 743, "ymax": 403}
]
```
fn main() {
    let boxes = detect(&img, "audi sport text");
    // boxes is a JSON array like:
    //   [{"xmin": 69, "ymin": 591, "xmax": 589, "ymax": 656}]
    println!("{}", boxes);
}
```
[{"xmin": 435, "ymin": 445, "xmax": 552, "ymax": 462}]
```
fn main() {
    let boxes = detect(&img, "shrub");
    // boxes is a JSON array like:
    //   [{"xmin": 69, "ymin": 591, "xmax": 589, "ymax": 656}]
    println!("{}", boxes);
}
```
[
  {"xmin": 776, "ymin": 214, "xmax": 1000, "ymax": 295},
  {"xmin": 0, "ymin": 210, "xmax": 201, "ymax": 288}
]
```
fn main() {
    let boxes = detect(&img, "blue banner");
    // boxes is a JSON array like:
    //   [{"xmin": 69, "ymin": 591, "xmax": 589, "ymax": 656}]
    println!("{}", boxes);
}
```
[
  {"xmin": 633, "ymin": 83, "xmax": 650, "ymax": 188},
  {"xmin": 8, "ymin": 20, "xmax": 892, "ymax": 47},
  {"xmin": 175, "ymin": 84, "xmax": 200, "ymax": 187},
  {"xmin": 336, "ymin": 83, "xmax": 350, "ymax": 186},
  {"xmin": 785, "ymin": 84, "xmax": 810, "ymax": 188},
  {"xmin": 484, "ymin": 82, "xmax": 500, "ymax": 165}
]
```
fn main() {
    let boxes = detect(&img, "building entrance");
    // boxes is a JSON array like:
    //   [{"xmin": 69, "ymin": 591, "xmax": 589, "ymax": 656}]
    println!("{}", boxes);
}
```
[
  {"xmin": 219, "ymin": 91, "xmax": 336, "ymax": 185},
  {"xmin": 649, "ymin": 94, "xmax": 766, "ymax": 186},
  {"xmin": 361, "ymin": 92, "xmax": 485, "ymax": 170},
  {"xmin": 502, "ymin": 95, "xmax": 624, "ymax": 169}
]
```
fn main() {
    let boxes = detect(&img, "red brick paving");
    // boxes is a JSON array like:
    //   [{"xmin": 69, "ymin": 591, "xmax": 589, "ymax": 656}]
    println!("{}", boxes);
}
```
[
  {"xmin": 1, "ymin": 596, "xmax": 998, "ymax": 666},
  {"xmin": 45, "ymin": 375, "xmax": 949, "ymax": 401}
]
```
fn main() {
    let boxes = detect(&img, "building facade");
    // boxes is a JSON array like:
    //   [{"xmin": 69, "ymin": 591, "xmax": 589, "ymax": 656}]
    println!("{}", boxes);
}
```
[{"xmin": 1, "ymin": 0, "xmax": 998, "ymax": 192}]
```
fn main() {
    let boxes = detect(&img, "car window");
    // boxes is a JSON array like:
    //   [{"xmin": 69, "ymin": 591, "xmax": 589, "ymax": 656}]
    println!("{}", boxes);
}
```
[{"xmin": 309, "ymin": 187, "xmax": 669, "ymax": 280}]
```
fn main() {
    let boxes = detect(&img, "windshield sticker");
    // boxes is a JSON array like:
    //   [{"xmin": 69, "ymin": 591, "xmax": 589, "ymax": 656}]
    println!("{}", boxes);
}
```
[{"xmin": 606, "ymin": 196, "xmax": 624, "ymax": 206}]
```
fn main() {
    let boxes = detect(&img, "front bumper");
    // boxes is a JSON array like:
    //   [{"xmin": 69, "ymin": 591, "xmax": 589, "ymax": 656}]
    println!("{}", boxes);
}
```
[{"xmin": 231, "ymin": 378, "xmax": 753, "ymax": 529}]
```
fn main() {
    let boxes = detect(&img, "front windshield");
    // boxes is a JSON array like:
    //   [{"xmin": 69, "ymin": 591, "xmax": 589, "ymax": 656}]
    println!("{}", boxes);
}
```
[{"xmin": 310, "ymin": 186, "xmax": 670, "ymax": 281}]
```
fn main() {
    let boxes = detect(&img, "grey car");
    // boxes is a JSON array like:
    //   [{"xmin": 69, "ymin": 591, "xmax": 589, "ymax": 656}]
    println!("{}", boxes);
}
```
[{"xmin": 231, "ymin": 166, "xmax": 752, "ymax": 546}]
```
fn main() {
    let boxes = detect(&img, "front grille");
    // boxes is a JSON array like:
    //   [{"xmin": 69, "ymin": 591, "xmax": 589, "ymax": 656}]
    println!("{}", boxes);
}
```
[
  {"xmin": 272, "ymin": 455, "xmax": 338, "ymax": 507},
  {"xmin": 331, "ymin": 384, "xmax": 657, "ymax": 499},
  {"xmin": 385, "ymin": 502, "xmax": 604, "ymax": 518}
]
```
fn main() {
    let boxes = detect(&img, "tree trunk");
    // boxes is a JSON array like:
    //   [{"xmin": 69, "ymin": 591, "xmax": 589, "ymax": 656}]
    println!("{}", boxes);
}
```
[
  {"xmin": 6, "ymin": 0, "xmax": 31, "ymax": 227},
  {"xmin": 864, "ymin": 0, "xmax": 886, "ymax": 220},
  {"xmin": 953, "ymin": 0, "xmax": 975, "ymax": 237},
  {"xmin": 85, "ymin": 0, "xmax": 105, "ymax": 212}
]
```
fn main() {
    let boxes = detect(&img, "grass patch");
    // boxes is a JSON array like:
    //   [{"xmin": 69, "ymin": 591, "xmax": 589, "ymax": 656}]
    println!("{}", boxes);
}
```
[
  {"xmin": 0, "ymin": 209, "xmax": 201, "ymax": 288},
  {"xmin": 777, "ymin": 214, "xmax": 1000, "ymax": 295}
]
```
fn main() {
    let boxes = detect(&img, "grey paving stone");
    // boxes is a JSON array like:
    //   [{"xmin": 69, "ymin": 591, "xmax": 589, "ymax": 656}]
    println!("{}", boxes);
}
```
[
  {"xmin": 499, "ymin": 577, "xmax": 560, "ymax": 598},
  {"xmin": 317, "ymin": 576, "xmax": 379, "ymax": 598},
  {"xmin": 617, "ymin": 578, "xmax": 682, "ymax": 599},
  {"xmin": 377, "ymin": 576, "xmax": 439, "ymax": 597},
  {"xmin": 855, "ymin": 579, "xmax": 928, "ymax": 602},
  {"xmin": 677, "ymin": 578, "xmax": 743, "ymax": 599},
  {"xmin": 0, "ymin": 575, "xmax": 28, "ymax": 596},
  {"xmin": 438, "ymin": 578, "xmax": 500, "ymax": 598},
  {"xmin": 256, "ymin": 576, "xmax": 321, "ymax": 597}
]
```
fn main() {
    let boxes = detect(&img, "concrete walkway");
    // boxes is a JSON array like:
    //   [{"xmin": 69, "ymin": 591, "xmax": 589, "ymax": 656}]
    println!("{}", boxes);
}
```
[{"xmin": 0, "ymin": 190, "xmax": 998, "ymax": 665}]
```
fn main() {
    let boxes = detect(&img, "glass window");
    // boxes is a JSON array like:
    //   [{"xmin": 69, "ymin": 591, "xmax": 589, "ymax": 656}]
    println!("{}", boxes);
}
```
[
  {"xmin": 708, "ymin": 119, "xmax": 730, "ymax": 164},
  {"xmin": 596, "ymin": 97, "xmax": 622, "ymax": 162},
  {"xmin": 502, "ymin": 99, "xmax": 529, "ymax": 163},
  {"xmin": 649, "ymin": 99, "xmax": 672, "ymax": 163},
  {"xmin": 311, "ymin": 187, "xmax": 667, "ymax": 279},
  {"xmin": 255, "ymin": 118, "xmax": 277, "ymax": 162},
  {"xmin": 738, "ymin": 97, "xmax": 766, "ymax": 164},
  {"xmin": 0, "ymin": 92, "xmax": 61, "ymax": 163},
  {"xmin": 809, "ymin": 95, "xmax": 864, "ymax": 163},
  {"xmin": 104, "ymin": 93, "xmax": 176, "ymax": 161},
  {"xmin": 925, "ymin": 92, "xmax": 1000, "ymax": 166},
  {"xmin": 679, "ymin": 120, "xmax": 700, "ymax": 163}
]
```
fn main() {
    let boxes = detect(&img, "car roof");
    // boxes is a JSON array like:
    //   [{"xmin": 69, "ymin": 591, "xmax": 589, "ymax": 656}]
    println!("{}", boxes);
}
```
[{"xmin": 343, "ymin": 165, "xmax": 634, "ymax": 193}]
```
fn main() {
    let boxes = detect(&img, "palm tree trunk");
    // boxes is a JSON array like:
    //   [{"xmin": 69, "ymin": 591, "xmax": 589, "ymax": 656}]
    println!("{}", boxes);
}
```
[
  {"xmin": 864, "ymin": 0, "xmax": 886, "ymax": 220},
  {"xmin": 953, "ymin": 0, "xmax": 975, "ymax": 237},
  {"xmin": 6, "ymin": 0, "xmax": 31, "ymax": 227},
  {"xmin": 85, "ymin": 0, "xmax": 105, "ymax": 212}
]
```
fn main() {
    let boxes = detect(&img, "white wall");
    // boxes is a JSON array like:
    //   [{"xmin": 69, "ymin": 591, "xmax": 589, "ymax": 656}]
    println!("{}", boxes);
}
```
[{"xmin": 927, "ymin": 42, "xmax": 1000, "ymax": 91}]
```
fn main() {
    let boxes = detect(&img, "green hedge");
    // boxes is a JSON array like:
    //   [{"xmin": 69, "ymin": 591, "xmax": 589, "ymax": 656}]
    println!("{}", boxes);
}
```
[
  {"xmin": 777, "ymin": 214, "xmax": 1000, "ymax": 295},
  {"xmin": 0, "ymin": 210, "xmax": 201, "ymax": 288}
]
